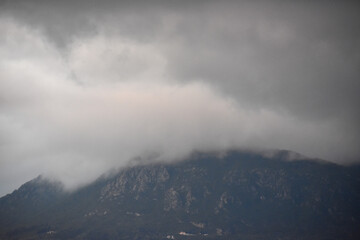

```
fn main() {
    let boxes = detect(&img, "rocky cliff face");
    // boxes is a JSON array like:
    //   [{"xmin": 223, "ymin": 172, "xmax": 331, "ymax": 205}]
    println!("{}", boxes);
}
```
[
  {"xmin": 100, "ymin": 166, "xmax": 170, "ymax": 201},
  {"xmin": 0, "ymin": 150, "xmax": 359, "ymax": 240}
]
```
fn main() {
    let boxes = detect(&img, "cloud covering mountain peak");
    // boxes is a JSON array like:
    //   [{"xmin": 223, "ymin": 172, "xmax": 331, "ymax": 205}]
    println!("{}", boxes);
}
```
[{"xmin": 1, "ymin": 1, "xmax": 359, "ymax": 196}]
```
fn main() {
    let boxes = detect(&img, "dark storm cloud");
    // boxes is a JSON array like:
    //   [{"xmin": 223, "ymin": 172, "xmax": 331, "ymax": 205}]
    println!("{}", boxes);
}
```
[
  {"xmin": 163, "ymin": 2, "xmax": 360, "ymax": 116},
  {"xmin": 0, "ymin": 0, "xmax": 359, "ymax": 196},
  {"xmin": 5, "ymin": 0, "xmax": 357, "ymax": 123}
]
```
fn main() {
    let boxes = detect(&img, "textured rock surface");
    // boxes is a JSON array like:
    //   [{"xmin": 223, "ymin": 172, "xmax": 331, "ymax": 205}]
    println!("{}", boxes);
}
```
[{"xmin": 0, "ymin": 150, "xmax": 359, "ymax": 240}]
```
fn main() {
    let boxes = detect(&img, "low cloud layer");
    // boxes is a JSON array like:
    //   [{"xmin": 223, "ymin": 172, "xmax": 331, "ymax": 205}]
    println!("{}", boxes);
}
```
[{"xmin": 1, "ymin": 1, "xmax": 359, "ymax": 196}]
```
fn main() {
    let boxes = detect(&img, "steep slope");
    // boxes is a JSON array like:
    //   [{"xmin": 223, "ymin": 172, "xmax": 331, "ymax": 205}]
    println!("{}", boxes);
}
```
[{"xmin": 0, "ymin": 150, "xmax": 359, "ymax": 239}]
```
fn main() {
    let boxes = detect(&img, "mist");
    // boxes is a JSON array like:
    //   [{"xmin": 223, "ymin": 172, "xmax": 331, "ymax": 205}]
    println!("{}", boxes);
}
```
[{"xmin": 1, "ymin": 1, "xmax": 359, "ymax": 196}]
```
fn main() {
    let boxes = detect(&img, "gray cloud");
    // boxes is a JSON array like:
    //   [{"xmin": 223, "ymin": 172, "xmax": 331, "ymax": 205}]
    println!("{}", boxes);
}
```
[{"xmin": 1, "ymin": 1, "xmax": 359, "ymax": 196}]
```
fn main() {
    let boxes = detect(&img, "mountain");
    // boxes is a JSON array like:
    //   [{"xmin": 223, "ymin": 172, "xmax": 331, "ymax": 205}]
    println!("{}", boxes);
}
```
[{"xmin": 0, "ymin": 150, "xmax": 359, "ymax": 240}]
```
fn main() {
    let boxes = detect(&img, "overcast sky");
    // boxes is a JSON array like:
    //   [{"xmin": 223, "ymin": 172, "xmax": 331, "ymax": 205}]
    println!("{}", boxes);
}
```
[{"xmin": 0, "ymin": 0, "xmax": 359, "ymax": 196}]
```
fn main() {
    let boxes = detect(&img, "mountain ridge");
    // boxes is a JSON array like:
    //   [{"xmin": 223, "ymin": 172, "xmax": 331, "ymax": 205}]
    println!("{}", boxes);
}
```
[{"xmin": 1, "ymin": 150, "xmax": 359, "ymax": 239}]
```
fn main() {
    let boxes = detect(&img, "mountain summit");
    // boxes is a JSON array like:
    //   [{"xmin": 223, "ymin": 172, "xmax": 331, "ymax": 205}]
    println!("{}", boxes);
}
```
[{"xmin": 1, "ymin": 150, "xmax": 359, "ymax": 239}]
